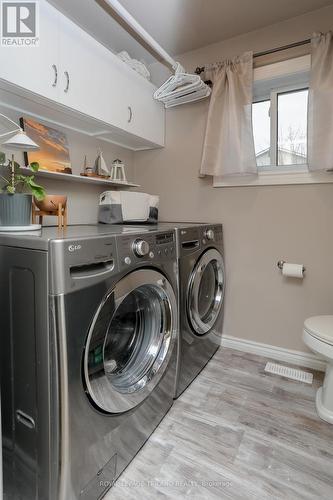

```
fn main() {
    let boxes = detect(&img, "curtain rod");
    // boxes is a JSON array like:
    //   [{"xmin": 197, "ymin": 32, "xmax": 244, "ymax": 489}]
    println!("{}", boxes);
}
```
[
  {"xmin": 195, "ymin": 38, "xmax": 311, "ymax": 75},
  {"xmin": 254, "ymin": 38, "xmax": 311, "ymax": 58}
]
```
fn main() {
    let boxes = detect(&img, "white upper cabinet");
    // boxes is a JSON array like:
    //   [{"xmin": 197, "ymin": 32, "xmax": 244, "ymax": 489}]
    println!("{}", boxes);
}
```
[
  {"xmin": 0, "ymin": 0, "xmax": 165, "ymax": 150},
  {"xmin": 57, "ymin": 12, "xmax": 126, "ymax": 130},
  {"xmin": 0, "ymin": 0, "xmax": 59, "ymax": 101}
]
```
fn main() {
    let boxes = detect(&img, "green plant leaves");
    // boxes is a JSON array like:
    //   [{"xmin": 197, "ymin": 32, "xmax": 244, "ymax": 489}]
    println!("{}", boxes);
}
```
[
  {"xmin": 0, "ymin": 158, "xmax": 45, "ymax": 199},
  {"xmin": 31, "ymin": 187, "xmax": 45, "ymax": 201},
  {"xmin": 25, "ymin": 176, "xmax": 45, "ymax": 201},
  {"xmin": 29, "ymin": 162, "xmax": 39, "ymax": 172},
  {"xmin": 6, "ymin": 185, "xmax": 15, "ymax": 194},
  {"xmin": 14, "ymin": 174, "xmax": 27, "ymax": 182}
]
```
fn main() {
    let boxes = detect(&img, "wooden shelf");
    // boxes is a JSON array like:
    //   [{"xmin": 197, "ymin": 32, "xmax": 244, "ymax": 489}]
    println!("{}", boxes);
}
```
[{"xmin": 20, "ymin": 167, "xmax": 140, "ymax": 188}]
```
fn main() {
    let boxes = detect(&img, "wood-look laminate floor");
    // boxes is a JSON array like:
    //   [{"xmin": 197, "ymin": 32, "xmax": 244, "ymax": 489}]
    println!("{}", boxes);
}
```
[{"xmin": 106, "ymin": 348, "xmax": 333, "ymax": 500}]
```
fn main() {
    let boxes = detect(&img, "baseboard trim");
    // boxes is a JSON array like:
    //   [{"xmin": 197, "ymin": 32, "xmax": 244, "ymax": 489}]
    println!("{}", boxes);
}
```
[{"xmin": 221, "ymin": 335, "xmax": 326, "ymax": 372}]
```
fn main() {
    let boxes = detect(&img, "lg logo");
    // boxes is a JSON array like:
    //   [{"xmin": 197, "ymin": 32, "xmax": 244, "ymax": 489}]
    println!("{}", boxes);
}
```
[
  {"xmin": 1, "ymin": 1, "xmax": 39, "ymax": 46},
  {"xmin": 68, "ymin": 244, "xmax": 82, "ymax": 253}
]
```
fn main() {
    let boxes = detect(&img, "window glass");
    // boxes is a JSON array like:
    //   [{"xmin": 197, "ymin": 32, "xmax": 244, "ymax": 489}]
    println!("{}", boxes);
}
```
[
  {"xmin": 252, "ymin": 87, "xmax": 308, "ymax": 169},
  {"xmin": 253, "ymin": 100, "xmax": 271, "ymax": 167},
  {"xmin": 277, "ymin": 89, "xmax": 308, "ymax": 165}
]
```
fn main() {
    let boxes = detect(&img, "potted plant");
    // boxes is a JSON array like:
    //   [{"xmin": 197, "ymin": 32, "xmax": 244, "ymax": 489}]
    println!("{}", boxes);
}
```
[{"xmin": 0, "ymin": 152, "xmax": 46, "ymax": 226}]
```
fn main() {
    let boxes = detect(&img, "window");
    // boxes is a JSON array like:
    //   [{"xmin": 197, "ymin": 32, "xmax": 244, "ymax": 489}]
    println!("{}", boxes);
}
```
[
  {"xmin": 253, "ymin": 86, "xmax": 308, "ymax": 170},
  {"xmin": 213, "ymin": 55, "xmax": 332, "ymax": 187}
]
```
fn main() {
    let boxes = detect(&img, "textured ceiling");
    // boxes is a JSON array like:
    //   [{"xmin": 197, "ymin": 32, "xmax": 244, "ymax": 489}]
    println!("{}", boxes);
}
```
[
  {"xmin": 118, "ymin": 0, "xmax": 333, "ymax": 55},
  {"xmin": 50, "ymin": 0, "xmax": 333, "ymax": 62}
]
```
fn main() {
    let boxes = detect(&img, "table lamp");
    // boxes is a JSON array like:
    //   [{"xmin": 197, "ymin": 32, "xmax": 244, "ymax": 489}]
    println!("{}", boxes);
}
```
[
  {"xmin": 0, "ymin": 113, "xmax": 41, "ymax": 232},
  {"xmin": 0, "ymin": 113, "xmax": 39, "ymax": 150}
]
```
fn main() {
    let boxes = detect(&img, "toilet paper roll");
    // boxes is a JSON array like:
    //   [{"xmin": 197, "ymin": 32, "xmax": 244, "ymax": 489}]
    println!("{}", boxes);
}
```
[{"xmin": 282, "ymin": 262, "xmax": 304, "ymax": 279}]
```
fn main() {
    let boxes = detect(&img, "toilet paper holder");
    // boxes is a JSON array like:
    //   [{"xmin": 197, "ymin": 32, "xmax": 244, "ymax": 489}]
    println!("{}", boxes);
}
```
[{"xmin": 277, "ymin": 260, "xmax": 306, "ymax": 273}]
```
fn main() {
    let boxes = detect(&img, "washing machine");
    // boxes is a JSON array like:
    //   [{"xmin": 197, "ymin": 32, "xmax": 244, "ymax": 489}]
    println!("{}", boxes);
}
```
[
  {"xmin": 156, "ymin": 223, "xmax": 225, "ymax": 398},
  {"xmin": 0, "ymin": 224, "xmax": 178, "ymax": 499}
]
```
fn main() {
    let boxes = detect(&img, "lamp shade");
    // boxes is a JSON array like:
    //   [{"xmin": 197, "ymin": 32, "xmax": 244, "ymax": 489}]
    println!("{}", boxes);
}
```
[{"xmin": 2, "ymin": 130, "xmax": 39, "ymax": 151}]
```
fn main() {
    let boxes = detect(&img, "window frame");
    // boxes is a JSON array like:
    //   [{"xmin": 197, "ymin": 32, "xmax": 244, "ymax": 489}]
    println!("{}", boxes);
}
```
[{"xmin": 254, "ymin": 83, "xmax": 309, "ymax": 174}]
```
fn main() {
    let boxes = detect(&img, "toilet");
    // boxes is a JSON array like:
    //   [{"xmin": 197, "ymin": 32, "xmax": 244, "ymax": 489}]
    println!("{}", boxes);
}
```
[{"xmin": 303, "ymin": 316, "xmax": 333, "ymax": 424}]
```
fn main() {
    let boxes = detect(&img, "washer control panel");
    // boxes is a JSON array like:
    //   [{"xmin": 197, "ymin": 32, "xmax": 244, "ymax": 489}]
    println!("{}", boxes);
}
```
[
  {"xmin": 50, "ymin": 235, "xmax": 117, "ymax": 294},
  {"xmin": 117, "ymin": 231, "xmax": 175, "ymax": 269}
]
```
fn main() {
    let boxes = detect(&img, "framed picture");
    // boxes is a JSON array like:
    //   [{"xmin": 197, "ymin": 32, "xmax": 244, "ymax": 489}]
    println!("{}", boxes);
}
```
[{"xmin": 20, "ymin": 117, "xmax": 72, "ymax": 174}]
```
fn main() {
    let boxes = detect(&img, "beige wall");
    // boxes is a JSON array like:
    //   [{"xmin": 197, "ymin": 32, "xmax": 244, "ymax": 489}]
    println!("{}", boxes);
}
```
[
  {"xmin": 0, "ymin": 105, "xmax": 135, "ymax": 225},
  {"xmin": 134, "ymin": 5, "xmax": 333, "ymax": 352}
]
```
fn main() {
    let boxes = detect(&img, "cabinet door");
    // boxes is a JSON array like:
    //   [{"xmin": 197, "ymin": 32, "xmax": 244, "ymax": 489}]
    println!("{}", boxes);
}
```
[
  {"xmin": 0, "ymin": 0, "xmax": 59, "ymax": 101},
  {"xmin": 57, "ymin": 13, "xmax": 126, "ymax": 129},
  {"xmin": 121, "ymin": 67, "xmax": 165, "ymax": 147}
]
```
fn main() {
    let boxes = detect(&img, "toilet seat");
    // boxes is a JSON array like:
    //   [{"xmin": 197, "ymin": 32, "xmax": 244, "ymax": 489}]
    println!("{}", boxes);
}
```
[{"xmin": 304, "ymin": 316, "xmax": 333, "ymax": 345}]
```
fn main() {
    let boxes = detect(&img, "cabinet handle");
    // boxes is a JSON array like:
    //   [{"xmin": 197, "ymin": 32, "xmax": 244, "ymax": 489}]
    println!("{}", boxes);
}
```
[
  {"xmin": 128, "ymin": 106, "xmax": 133, "ymax": 123},
  {"xmin": 64, "ymin": 71, "xmax": 70, "ymax": 93},
  {"xmin": 52, "ymin": 64, "xmax": 58, "ymax": 87}
]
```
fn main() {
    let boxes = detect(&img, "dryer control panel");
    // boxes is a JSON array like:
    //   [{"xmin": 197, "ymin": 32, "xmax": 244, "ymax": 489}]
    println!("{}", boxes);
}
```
[
  {"xmin": 177, "ymin": 223, "xmax": 223, "ymax": 257},
  {"xmin": 201, "ymin": 224, "xmax": 223, "ymax": 244}
]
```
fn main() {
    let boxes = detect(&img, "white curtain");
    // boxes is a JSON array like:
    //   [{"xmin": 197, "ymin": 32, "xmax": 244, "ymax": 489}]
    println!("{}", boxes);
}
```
[
  {"xmin": 308, "ymin": 32, "xmax": 333, "ymax": 171},
  {"xmin": 200, "ymin": 52, "xmax": 257, "ymax": 178}
]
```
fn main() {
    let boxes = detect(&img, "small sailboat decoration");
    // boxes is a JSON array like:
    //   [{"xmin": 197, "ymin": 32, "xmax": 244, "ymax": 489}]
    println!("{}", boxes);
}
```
[
  {"xmin": 83, "ymin": 154, "xmax": 88, "ymax": 171},
  {"xmin": 93, "ymin": 149, "xmax": 110, "ymax": 177}
]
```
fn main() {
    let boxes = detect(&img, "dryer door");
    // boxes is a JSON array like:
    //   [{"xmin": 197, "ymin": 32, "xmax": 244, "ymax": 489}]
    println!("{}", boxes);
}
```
[
  {"xmin": 187, "ymin": 249, "xmax": 225, "ymax": 335},
  {"xmin": 83, "ymin": 269, "xmax": 177, "ymax": 414}
]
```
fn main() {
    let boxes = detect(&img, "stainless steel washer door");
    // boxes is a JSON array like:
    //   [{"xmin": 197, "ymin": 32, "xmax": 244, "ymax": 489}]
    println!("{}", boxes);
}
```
[
  {"xmin": 187, "ymin": 249, "xmax": 225, "ymax": 335},
  {"xmin": 83, "ymin": 269, "xmax": 177, "ymax": 414}
]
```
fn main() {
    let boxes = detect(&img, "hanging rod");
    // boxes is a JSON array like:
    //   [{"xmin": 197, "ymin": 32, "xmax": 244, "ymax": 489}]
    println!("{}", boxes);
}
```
[
  {"xmin": 195, "ymin": 38, "xmax": 311, "ymax": 76},
  {"xmin": 96, "ymin": 0, "xmax": 178, "ymax": 71}
]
